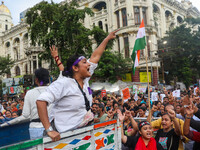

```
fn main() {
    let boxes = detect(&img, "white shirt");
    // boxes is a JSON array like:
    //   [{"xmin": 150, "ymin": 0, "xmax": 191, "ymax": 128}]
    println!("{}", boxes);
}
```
[
  {"xmin": 3, "ymin": 86, "xmax": 51, "ymax": 128},
  {"xmin": 37, "ymin": 61, "xmax": 97, "ymax": 133}
]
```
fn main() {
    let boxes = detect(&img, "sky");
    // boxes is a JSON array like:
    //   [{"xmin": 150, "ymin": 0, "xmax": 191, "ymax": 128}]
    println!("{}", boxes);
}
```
[{"xmin": 2, "ymin": 0, "xmax": 200, "ymax": 25}]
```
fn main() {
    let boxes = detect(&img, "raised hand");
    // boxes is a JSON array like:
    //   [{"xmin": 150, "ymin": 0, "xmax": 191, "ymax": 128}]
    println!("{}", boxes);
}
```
[
  {"xmin": 106, "ymin": 29, "xmax": 120, "ymax": 41},
  {"xmin": 185, "ymin": 105, "xmax": 194, "ymax": 116},
  {"xmin": 168, "ymin": 109, "xmax": 176, "ymax": 120},
  {"xmin": 117, "ymin": 109, "xmax": 125, "ymax": 123},
  {"xmin": 50, "ymin": 45, "xmax": 59, "ymax": 58}
]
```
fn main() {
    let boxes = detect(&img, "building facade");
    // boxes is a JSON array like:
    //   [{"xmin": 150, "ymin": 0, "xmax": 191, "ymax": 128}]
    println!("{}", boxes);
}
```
[
  {"xmin": 0, "ymin": 2, "xmax": 48, "ymax": 78},
  {"xmin": 75, "ymin": 0, "xmax": 200, "ymax": 84},
  {"xmin": 0, "ymin": 0, "xmax": 199, "ymax": 84}
]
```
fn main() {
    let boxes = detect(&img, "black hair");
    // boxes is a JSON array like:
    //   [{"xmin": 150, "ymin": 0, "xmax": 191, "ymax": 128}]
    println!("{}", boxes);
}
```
[
  {"xmin": 35, "ymin": 68, "xmax": 49, "ymax": 86},
  {"xmin": 102, "ymin": 96, "xmax": 107, "ymax": 101},
  {"xmin": 113, "ymin": 101, "xmax": 119, "ymax": 107},
  {"xmin": 62, "ymin": 54, "xmax": 83, "ymax": 78},
  {"xmin": 138, "ymin": 121, "xmax": 150, "ymax": 131},
  {"xmin": 138, "ymin": 106, "xmax": 146, "ymax": 111},
  {"xmin": 123, "ymin": 103, "xmax": 130, "ymax": 110},
  {"xmin": 162, "ymin": 113, "xmax": 173, "ymax": 121},
  {"xmin": 99, "ymin": 103, "xmax": 105, "ymax": 112},
  {"xmin": 92, "ymin": 103, "xmax": 98, "ymax": 107}
]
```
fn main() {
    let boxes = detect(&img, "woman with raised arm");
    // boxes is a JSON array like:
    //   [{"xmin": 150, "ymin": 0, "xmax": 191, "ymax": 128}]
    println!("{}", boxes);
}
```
[
  {"xmin": 36, "ymin": 30, "xmax": 118, "ymax": 142},
  {"xmin": 155, "ymin": 109, "xmax": 181, "ymax": 150}
]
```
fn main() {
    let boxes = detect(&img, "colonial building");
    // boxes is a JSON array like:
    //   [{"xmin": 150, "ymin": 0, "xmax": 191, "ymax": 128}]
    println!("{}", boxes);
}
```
[
  {"xmin": 0, "ymin": 0, "xmax": 199, "ymax": 84},
  {"xmin": 0, "ymin": 1, "xmax": 48, "ymax": 78},
  {"xmin": 75, "ymin": 0, "xmax": 200, "ymax": 84}
]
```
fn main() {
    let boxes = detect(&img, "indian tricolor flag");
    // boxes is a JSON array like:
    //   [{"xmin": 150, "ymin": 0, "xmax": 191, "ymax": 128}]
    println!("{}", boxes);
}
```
[{"xmin": 131, "ymin": 19, "xmax": 146, "ymax": 75}]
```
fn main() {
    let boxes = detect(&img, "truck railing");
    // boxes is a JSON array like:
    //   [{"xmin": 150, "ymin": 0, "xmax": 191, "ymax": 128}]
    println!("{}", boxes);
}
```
[
  {"xmin": 1, "ymin": 117, "xmax": 160, "ymax": 150},
  {"xmin": 1, "ymin": 119, "xmax": 121, "ymax": 150}
]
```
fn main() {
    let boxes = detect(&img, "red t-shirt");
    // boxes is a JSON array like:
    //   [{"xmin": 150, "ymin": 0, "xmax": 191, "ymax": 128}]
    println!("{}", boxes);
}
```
[
  {"xmin": 12, "ymin": 107, "xmax": 18, "ymax": 112},
  {"xmin": 192, "ymin": 131, "xmax": 200, "ymax": 142}
]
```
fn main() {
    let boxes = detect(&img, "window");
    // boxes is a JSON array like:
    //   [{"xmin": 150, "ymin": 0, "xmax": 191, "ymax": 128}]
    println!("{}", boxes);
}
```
[
  {"xmin": 5, "ymin": 24, "xmax": 8, "ymax": 30},
  {"xmin": 105, "ymin": 24, "xmax": 108, "ymax": 32},
  {"xmin": 116, "ymin": 11, "xmax": 120, "ymax": 28},
  {"xmin": 122, "ymin": 8, "xmax": 127, "ymax": 27},
  {"xmin": 124, "ymin": 37, "xmax": 129, "ymax": 58},
  {"xmin": 134, "ymin": 7, "xmax": 140, "ymax": 25},
  {"xmin": 117, "ymin": 36, "xmax": 120, "ymax": 53},
  {"xmin": 98, "ymin": 21, "xmax": 103, "ymax": 30},
  {"xmin": 142, "ymin": 7, "xmax": 147, "ymax": 25}
]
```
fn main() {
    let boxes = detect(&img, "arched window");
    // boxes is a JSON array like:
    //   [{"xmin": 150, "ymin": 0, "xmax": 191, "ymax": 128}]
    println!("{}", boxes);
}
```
[
  {"xmin": 15, "ymin": 66, "xmax": 21, "ymax": 76},
  {"xmin": 98, "ymin": 21, "xmax": 103, "ymax": 29},
  {"xmin": 93, "ymin": 2, "xmax": 107, "ymax": 11}
]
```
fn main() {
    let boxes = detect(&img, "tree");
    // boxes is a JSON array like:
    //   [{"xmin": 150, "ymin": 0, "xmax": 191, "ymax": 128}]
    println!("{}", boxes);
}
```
[
  {"xmin": 26, "ymin": 1, "xmax": 94, "ymax": 76},
  {"xmin": 158, "ymin": 21, "xmax": 200, "ymax": 87},
  {"xmin": 0, "ymin": 56, "xmax": 14, "ymax": 76},
  {"xmin": 26, "ymin": 1, "xmax": 131, "ymax": 81},
  {"xmin": 93, "ymin": 50, "xmax": 131, "ymax": 83}
]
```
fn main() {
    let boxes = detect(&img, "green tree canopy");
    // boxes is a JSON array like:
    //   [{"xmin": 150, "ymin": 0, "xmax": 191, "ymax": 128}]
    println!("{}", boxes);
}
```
[
  {"xmin": 158, "ymin": 20, "xmax": 200, "ymax": 87},
  {"xmin": 0, "ymin": 56, "xmax": 14, "ymax": 76},
  {"xmin": 26, "ymin": 1, "xmax": 130, "ymax": 82}
]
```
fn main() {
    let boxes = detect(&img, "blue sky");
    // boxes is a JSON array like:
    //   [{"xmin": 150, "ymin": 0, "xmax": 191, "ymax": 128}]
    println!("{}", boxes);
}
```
[{"xmin": 3, "ymin": 0, "xmax": 200, "ymax": 25}]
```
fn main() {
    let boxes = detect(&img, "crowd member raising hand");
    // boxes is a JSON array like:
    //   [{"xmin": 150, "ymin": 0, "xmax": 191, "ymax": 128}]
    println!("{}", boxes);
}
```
[
  {"xmin": 155, "ymin": 109, "xmax": 181, "ymax": 150},
  {"xmin": 118, "ymin": 109, "xmax": 163, "ymax": 150},
  {"xmin": 183, "ymin": 102, "xmax": 200, "ymax": 143}
]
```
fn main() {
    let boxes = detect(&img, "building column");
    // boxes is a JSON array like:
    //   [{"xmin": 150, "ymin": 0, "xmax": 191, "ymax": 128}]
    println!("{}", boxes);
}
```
[
  {"xmin": 36, "ymin": 55, "xmax": 39, "ymax": 69},
  {"xmin": 31, "ymin": 59, "xmax": 33, "ymax": 74},
  {"xmin": 153, "ymin": 67, "xmax": 158, "ymax": 85},
  {"xmin": 119, "ymin": 9, "xmax": 123, "ymax": 28},
  {"xmin": 132, "ymin": 69, "xmax": 140, "ymax": 82}
]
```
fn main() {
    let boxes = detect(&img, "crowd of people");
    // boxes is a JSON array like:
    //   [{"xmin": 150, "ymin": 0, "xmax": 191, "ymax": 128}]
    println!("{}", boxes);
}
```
[{"xmin": 0, "ymin": 30, "xmax": 200, "ymax": 150}]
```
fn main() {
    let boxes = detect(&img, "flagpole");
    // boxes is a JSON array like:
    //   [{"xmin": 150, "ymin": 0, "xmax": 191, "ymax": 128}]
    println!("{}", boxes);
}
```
[{"xmin": 145, "ymin": 46, "xmax": 151, "ymax": 122}]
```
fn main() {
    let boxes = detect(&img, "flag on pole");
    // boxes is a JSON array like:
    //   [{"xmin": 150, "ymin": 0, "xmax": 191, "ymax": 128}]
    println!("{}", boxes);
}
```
[{"xmin": 131, "ymin": 19, "xmax": 146, "ymax": 75}]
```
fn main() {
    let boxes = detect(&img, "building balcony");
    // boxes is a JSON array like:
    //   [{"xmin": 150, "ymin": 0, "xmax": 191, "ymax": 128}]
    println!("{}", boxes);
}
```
[
  {"xmin": 114, "ymin": 0, "xmax": 126, "ymax": 11},
  {"xmin": 91, "ymin": 9, "xmax": 108, "ymax": 21}
]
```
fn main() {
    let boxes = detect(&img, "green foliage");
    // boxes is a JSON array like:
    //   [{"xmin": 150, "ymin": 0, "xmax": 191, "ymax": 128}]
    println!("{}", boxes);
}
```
[
  {"xmin": 26, "ymin": 1, "xmax": 94, "ymax": 76},
  {"xmin": 159, "ymin": 20, "xmax": 200, "ymax": 87},
  {"xmin": 93, "ymin": 50, "xmax": 131, "ymax": 83},
  {"xmin": 0, "ymin": 56, "xmax": 14, "ymax": 76},
  {"xmin": 26, "ymin": 1, "xmax": 130, "ymax": 81}
]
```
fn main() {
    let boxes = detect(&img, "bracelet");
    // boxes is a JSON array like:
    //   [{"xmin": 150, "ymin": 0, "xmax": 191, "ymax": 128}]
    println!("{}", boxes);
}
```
[
  {"xmin": 54, "ymin": 56, "xmax": 59, "ymax": 62},
  {"xmin": 57, "ymin": 62, "xmax": 62, "ymax": 67}
]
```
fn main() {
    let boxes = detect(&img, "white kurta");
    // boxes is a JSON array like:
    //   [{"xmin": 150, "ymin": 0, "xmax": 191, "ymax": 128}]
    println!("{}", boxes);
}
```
[{"xmin": 37, "ymin": 61, "xmax": 97, "ymax": 132}]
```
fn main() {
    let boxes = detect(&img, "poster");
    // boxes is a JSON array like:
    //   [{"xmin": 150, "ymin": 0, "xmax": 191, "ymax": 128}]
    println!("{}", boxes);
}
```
[
  {"xmin": 160, "ymin": 94, "xmax": 166, "ymax": 103},
  {"xmin": 122, "ymin": 88, "xmax": 130, "ymax": 100},
  {"xmin": 122, "ymin": 73, "xmax": 132, "ymax": 82},
  {"xmin": 140, "ymin": 72, "xmax": 151, "ymax": 83},
  {"xmin": 172, "ymin": 90, "xmax": 180, "ymax": 97},
  {"xmin": 151, "ymin": 92, "xmax": 158, "ymax": 101},
  {"xmin": 101, "ymin": 90, "xmax": 106, "ymax": 97}
]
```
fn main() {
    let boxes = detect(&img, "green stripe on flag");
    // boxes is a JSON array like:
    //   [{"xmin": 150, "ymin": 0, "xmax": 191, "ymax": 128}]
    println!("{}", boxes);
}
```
[
  {"xmin": 131, "ymin": 37, "xmax": 146, "ymax": 58},
  {"xmin": 0, "ymin": 138, "xmax": 43, "ymax": 150}
]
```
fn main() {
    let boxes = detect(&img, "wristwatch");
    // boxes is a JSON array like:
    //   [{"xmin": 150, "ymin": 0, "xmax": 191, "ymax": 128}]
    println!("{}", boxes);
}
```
[{"xmin": 46, "ymin": 126, "xmax": 53, "ymax": 133}]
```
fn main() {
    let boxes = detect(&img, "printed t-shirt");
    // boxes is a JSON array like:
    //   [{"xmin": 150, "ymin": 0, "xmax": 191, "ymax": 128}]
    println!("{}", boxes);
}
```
[{"xmin": 155, "ymin": 128, "xmax": 180, "ymax": 150}]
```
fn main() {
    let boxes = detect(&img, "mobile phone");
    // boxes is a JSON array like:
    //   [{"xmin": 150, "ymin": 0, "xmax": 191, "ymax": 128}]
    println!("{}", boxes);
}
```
[
  {"xmin": 177, "ymin": 97, "xmax": 181, "ymax": 100},
  {"xmin": 184, "ymin": 105, "xmax": 189, "ymax": 108}
]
